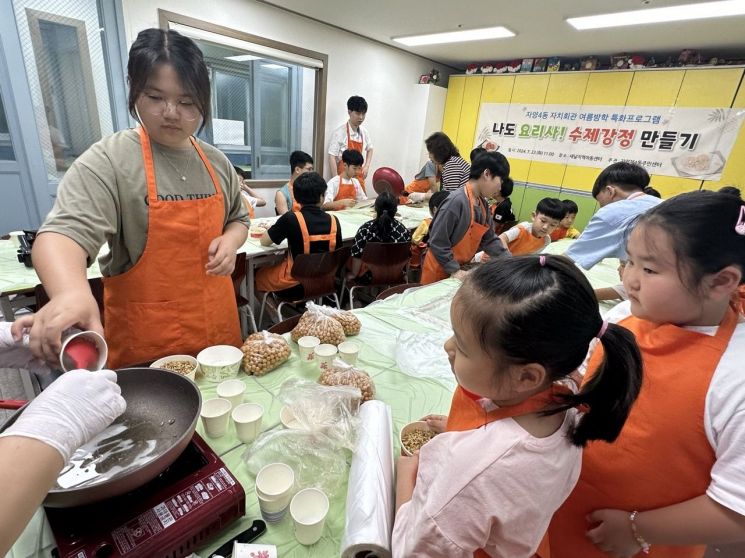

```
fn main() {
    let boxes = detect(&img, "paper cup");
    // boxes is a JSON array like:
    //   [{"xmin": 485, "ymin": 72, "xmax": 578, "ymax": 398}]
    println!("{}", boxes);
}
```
[
  {"xmin": 200, "ymin": 398, "xmax": 232, "ymax": 438},
  {"xmin": 313, "ymin": 344, "xmax": 337, "ymax": 367},
  {"xmin": 217, "ymin": 379, "xmax": 246, "ymax": 408},
  {"xmin": 337, "ymin": 341, "xmax": 360, "ymax": 365},
  {"xmin": 280, "ymin": 405, "xmax": 302, "ymax": 429},
  {"xmin": 400, "ymin": 420, "xmax": 435, "ymax": 456},
  {"xmin": 256, "ymin": 463, "xmax": 295, "ymax": 500},
  {"xmin": 59, "ymin": 330, "xmax": 108, "ymax": 372},
  {"xmin": 256, "ymin": 488, "xmax": 292, "ymax": 523},
  {"xmin": 298, "ymin": 336, "xmax": 320, "ymax": 362},
  {"xmin": 290, "ymin": 488, "xmax": 329, "ymax": 545},
  {"xmin": 232, "ymin": 402, "xmax": 264, "ymax": 444}
]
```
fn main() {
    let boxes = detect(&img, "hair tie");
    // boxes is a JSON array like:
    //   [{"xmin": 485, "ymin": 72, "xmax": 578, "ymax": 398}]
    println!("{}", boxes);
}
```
[
  {"xmin": 596, "ymin": 320, "xmax": 609, "ymax": 339},
  {"xmin": 539, "ymin": 255, "xmax": 546, "ymax": 267},
  {"xmin": 735, "ymin": 205, "xmax": 745, "ymax": 236}
]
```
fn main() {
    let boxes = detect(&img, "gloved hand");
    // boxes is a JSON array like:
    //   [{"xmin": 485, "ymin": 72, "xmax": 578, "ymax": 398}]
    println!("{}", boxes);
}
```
[
  {"xmin": 408, "ymin": 192, "xmax": 426, "ymax": 203},
  {"xmin": 0, "ymin": 320, "xmax": 48, "ymax": 373},
  {"xmin": 0, "ymin": 369, "xmax": 126, "ymax": 462}
]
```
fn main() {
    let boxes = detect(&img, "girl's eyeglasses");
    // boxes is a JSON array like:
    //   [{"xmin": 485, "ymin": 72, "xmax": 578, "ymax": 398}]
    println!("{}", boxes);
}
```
[{"xmin": 140, "ymin": 94, "xmax": 200, "ymax": 121}]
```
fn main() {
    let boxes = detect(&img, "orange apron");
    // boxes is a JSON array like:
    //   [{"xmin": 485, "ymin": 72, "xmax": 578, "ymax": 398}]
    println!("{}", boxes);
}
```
[
  {"xmin": 420, "ymin": 184, "xmax": 489, "ymax": 285},
  {"xmin": 506, "ymin": 225, "xmax": 546, "ymax": 255},
  {"xmin": 240, "ymin": 193, "xmax": 256, "ymax": 219},
  {"xmin": 332, "ymin": 177, "xmax": 359, "ymax": 210},
  {"xmin": 287, "ymin": 180, "xmax": 301, "ymax": 212},
  {"xmin": 400, "ymin": 178, "xmax": 432, "ymax": 204},
  {"xmin": 104, "ymin": 127, "xmax": 241, "ymax": 368},
  {"xmin": 548, "ymin": 306, "xmax": 739, "ymax": 558},
  {"xmin": 446, "ymin": 384, "xmax": 570, "ymax": 558},
  {"xmin": 336, "ymin": 123, "xmax": 366, "ymax": 188},
  {"xmin": 549, "ymin": 227, "xmax": 568, "ymax": 242},
  {"xmin": 255, "ymin": 210, "xmax": 337, "ymax": 292}
]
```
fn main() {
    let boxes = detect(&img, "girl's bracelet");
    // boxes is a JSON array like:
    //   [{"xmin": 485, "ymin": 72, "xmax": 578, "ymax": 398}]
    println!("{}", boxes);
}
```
[{"xmin": 630, "ymin": 510, "xmax": 651, "ymax": 554}]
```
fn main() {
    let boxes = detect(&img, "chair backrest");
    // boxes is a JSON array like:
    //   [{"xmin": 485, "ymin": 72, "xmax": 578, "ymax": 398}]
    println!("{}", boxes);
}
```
[
  {"xmin": 291, "ymin": 246, "xmax": 351, "ymax": 300},
  {"xmin": 494, "ymin": 219, "xmax": 517, "ymax": 235},
  {"xmin": 231, "ymin": 252, "xmax": 248, "ymax": 305},
  {"xmin": 268, "ymin": 314, "xmax": 301, "ymax": 335},
  {"xmin": 360, "ymin": 242, "xmax": 411, "ymax": 286},
  {"xmin": 35, "ymin": 278, "xmax": 105, "ymax": 324},
  {"xmin": 376, "ymin": 282, "xmax": 421, "ymax": 301}
]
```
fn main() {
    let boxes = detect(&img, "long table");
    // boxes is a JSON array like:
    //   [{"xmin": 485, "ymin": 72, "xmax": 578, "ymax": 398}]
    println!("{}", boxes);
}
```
[
  {"xmin": 0, "ymin": 205, "xmax": 431, "ymax": 321},
  {"xmin": 7, "ymin": 240, "xmax": 620, "ymax": 558}
]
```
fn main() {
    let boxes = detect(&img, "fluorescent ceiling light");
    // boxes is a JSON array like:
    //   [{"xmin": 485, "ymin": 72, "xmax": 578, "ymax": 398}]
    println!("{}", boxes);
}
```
[
  {"xmin": 393, "ymin": 26, "xmax": 514, "ymax": 46},
  {"xmin": 568, "ymin": 0, "xmax": 745, "ymax": 30},
  {"xmin": 225, "ymin": 54, "xmax": 260, "ymax": 61},
  {"xmin": 261, "ymin": 63, "xmax": 285, "ymax": 69}
]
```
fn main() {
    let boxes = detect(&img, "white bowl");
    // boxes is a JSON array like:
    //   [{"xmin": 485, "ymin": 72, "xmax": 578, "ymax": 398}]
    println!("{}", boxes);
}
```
[
  {"xmin": 197, "ymin": 345, "xmax": 244, "ymax": 383},
  {"xmin": 150, "ymin": 355, "xmax": 199, "ymax": 381},
  {"xmin": 400, "ymin": 421, "xmax": 436, "ymax": 456}
]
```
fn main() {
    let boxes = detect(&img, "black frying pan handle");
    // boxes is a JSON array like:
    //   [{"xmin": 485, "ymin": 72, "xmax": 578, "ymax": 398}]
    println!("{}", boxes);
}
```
[{"xmin": 209, "ymin": 519, "xmax": 267, "ymax": 557}]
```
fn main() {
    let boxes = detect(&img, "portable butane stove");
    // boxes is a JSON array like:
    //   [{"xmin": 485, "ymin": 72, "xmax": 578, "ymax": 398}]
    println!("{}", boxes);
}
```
[{"xmin": 46, "ymin": 433, "xmax": 245, "ymax": 558}]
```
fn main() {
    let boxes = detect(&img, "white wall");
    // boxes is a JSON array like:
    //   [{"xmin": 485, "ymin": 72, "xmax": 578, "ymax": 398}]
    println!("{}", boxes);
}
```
[{"xmin": 120, "ymin": 0, "xmax": 454, "ymax": 216}]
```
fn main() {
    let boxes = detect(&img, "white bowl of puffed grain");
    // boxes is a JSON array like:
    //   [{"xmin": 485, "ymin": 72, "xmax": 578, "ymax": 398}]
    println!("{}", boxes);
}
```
[
  {"xmin": 400, "ymin": 421, "xmax": 437, "ymax": 456},
  {"xmin": 151, "ymin": 355, "xmax": 199, "ymax": 382}
]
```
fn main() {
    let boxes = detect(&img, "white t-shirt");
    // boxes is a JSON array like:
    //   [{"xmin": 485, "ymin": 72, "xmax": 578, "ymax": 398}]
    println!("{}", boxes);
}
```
[
  {"xmin": 592, "ymin": 301, "xmax": 745, "ymax": 515},
  {"xmin": 240, "ymin": 191, "xmax": 258, "ymax": 208},
  {"xmin": 327, "ymin": 122, "xmax": 373, "ymax": 160},
  {"xmin": 502, "ymin": 222, "xmax": 552, "ymax": 250},
  {"xmin": 393, "ymin": 410, "xmax": 581, "ymax": 557},
  {"xmin": 324, "ymin": 175, "xmax": 367, "ymax": 204}
]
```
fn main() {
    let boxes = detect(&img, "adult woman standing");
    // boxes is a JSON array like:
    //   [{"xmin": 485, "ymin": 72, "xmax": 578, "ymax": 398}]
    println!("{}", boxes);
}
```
[
  {"xmin": 425, "ymin": 132, "xmax": 470, "ymax": 192},
  {"xmin": 23, "ymin": 28, "xmax": 249, "ymax": 368}
]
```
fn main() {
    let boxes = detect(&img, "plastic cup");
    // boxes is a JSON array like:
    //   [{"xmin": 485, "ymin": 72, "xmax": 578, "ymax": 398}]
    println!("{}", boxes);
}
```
[
  {"xmin": 200, "ymin": 398, "xmax": 232, "ymax": 438},
  {"xmin": 298, "ymin": 336, "xmax": 320, "ymax": 362},
  {"xmin": 217, "ymin": 379, "xmax": 246, "ymax": 408},
  {"xmin": 232, "ymin": 402, "xmax": 264, "ymax": 444},
  {"xmin": 313, "ymin": 344, "xmax": 337, "ymax": 367},
  {"xmin": 290, "ymin": 488, "xmax": 329, "ymax": 545},
  {"xmin": 256, "ymin": 463, "xmax": 295, "ymax": 500},
  {"xmin": 337, "ymin": 341, "xmax": 360, "ymax": 365}
]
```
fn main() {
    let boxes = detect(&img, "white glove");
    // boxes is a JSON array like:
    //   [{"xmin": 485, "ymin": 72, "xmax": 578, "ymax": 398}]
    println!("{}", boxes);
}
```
[
  {"xmin": 0, "ymin": 369, "xmax": 126, "ymax": 462},
  {"xmin": 408, "ymin": 192, "xmax": 426, "ymax": 203},
  {"xmin": 0, "ymin": 321, "xmax": 48, "ymax": 373}
]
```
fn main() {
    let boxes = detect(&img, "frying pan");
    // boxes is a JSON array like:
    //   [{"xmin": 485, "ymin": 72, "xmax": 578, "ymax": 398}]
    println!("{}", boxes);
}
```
[
  {"xmin": 372, "ymin": 167, "xmax": 405, "ymax": 196},
  {"xmin": 0, "ymin": 367, "xmax": 201, "ymax": 508}
]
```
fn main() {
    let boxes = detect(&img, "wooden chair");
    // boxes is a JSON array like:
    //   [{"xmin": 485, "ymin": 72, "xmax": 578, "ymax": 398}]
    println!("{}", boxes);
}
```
[
  {"xmin": 344, "ymin": 242, "xmax": 411, "ymax": 309},
  {"xmin": 268, "ymin": 314, "xmax": 301, "ymax": 335},
  {"xmin": 376, "ymin": 282, "xmax": 421, "ymax": 301},
  {"xmin": 231, "ymin": 252, "xmax": 258, "ymax": 334},
  {"xmin": 258, "ymin": 246, "xmax": 351, "ymax": 325}
]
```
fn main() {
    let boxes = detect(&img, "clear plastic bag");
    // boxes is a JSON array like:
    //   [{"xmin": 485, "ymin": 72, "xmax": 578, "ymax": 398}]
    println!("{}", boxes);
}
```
[
  {"xmin": 243, "ymin": 379, "xmax": 361, "ymax": 497},
  {"xmin": 319, "ymin": 358, "xmax": 375, "ymax": 402},
  {"xmin": 241, "ymin": 330, "xmax": 291, "ymax": 376},
  {"xmin": 290, "ymin": 302, "xmax": 347, "ymax": 345}
]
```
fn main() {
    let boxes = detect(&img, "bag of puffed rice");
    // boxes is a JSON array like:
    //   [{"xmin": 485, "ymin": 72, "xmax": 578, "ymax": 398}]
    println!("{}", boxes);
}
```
[
  {"xmin": 318, "ymin": 358, "xmax": 375, "ymax": 402},
  {"xmin": 290, "ymin": 302, "xmax": 347, "ymax": 345},
  {"xmin": 241, "ymin": 330, "xmax": 291, "ymax": 376}
]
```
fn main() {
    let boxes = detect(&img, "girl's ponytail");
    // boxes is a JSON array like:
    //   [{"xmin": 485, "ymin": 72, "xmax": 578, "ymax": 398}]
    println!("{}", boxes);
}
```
[
  {"xmin": 562, "ymin": 322, "xmax": 643, "ymax": 446},
  {"xmin": 373, "ymin": 192, "xmax": 397, "ymax": 241}
]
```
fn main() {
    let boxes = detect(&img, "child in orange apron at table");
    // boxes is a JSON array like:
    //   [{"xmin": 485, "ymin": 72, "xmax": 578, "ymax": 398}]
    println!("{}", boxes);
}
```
[
  {"xmin": 392, "ymin": 256, "xmax": 643, "ymax": 558},
  {"xmin": 322, "ymin": 149, "xmax": 368, "ymax": 211},
  {"xmin": 549, "ymin": 191, "xmax": 745, "ymax": 558},
  {"xmin": 23, "ymin": 28, "xmax": 249, "ymax": 368},
  {"xmin": 401, "ymin": 160, "xmax": 441, "ymax": 204},
  {"xmin": 549, "ymin": 200, "xmax": 580, "ymax": 242},
  {"xmin": 275, "ymin": 150, "xmax": 314, "ymax": 216},
  {"xmin": 420, "ymin": 152, "xmax": 510, "ymax": 285},
  {"xmin": 328, "ymin": 95, "xmax": 373, "ymax": 188},
  {"xmin": 233, "ymin": 166, "xmax": 265, "ymax": 219},
  {"xmin": 410, "ymin": 190, "xmax": 450, "ymax": 269},
  {"xmin": 256, "ymin": 172, "xmax": 342, "ymax": 299},
  {"xmin": 498, "ymin": 198, "xmax": 565, "ymax": 256}
]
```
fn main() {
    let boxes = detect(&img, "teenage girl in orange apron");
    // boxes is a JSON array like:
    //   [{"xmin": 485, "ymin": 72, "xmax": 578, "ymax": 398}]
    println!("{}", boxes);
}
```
[
  {"xmin": 548, "ymin": 305, "xmax": 739, "ymax": 558},
  {"xmin": 336, "ymin": 123, "xmax": 366, "ymax": 188},
  {"xmin": 420, "ymin": 184, "xmax": 488, "ymax": 284},
  {"xmin": 255, "ymin": 211, "xmax": 337, "ymax": 292},
  {"xmin": 104, "ymin": 126, "xmax": 242, "ymax": 368}
]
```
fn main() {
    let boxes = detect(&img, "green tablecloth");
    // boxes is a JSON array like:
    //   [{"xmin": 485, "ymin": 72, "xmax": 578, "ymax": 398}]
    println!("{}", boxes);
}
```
[{"xmin": 6, "ymin": 239, "xmax": 620, "ymax": 558}]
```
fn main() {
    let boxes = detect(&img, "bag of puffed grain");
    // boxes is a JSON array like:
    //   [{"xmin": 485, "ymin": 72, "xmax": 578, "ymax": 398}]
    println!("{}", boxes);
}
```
[
  {"xmin": 290, "ymin": 302, "xmax": 346, "ymax": 345},
  {"xmin": 318, "ymin": 358, "xmax": 375, "ymax": 402},
  {"xmin": 241, "ymin": 330, "xmax": 291, "ymax": 376},
  {"xmin": 326, "ymin": 307, "xmax": 361, "ymax": 336}
]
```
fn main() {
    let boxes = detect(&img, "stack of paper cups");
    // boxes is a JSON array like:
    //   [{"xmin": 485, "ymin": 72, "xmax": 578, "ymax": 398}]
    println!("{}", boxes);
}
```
[{"xmin": 255, "ymin": 463, "xmax": 295, "ymax": 523}]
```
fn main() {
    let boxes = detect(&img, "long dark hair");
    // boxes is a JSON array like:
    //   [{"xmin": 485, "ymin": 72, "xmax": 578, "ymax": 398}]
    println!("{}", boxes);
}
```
[
  {"xmin": 127, "ymin": 28, "xmax": 211, "ymax": 130},
  {"xmin": 635, "ymin": 190, "xmax": 745, "ymax": 290},
  {"xmin": 457, "ymin": 255, "xmax": 643, "ymax": 446},
  {"xmin": 372, "ymin": 192, "xmax": 398, "ymax": 241}
]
